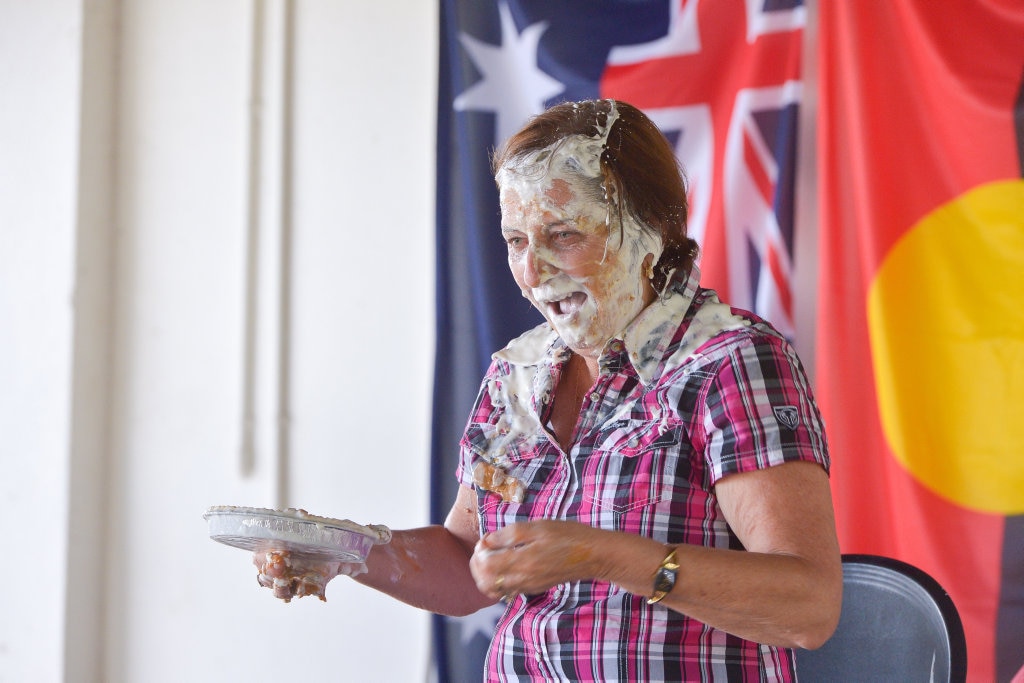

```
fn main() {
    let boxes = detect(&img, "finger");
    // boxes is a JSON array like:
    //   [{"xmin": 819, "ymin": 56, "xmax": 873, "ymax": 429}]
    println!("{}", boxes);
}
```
[
  {"xmin": 478, "ymin": 522, "xmax": 530, "ymax": 551},
  {"xmin": 476, "ymin": 532, "xmax": 507, "ymax": 552},
  {"xmin": 469, "ymin": 554, "xmax": 506, "ymax": 599},
  {"xmin": 272, "ymin": 580, "xmax": 294, "ymax": 602},
  {"xmin": 336, "ymin": 562, "xmax": 367, "ymax": 578},
  {"xmin": 485, "ymin": 572, "xmax": 517, "ymax": 602}
]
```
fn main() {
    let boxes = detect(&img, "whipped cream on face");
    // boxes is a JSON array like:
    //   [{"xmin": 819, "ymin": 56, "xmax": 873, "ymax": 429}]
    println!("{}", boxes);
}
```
[
  {"xmin": 497, "ymin": 101, "xmax": 664, "ymax": 356},
  {"xmin": 533, "ymin": 279, "xmax": 588, "ymax": 316}
]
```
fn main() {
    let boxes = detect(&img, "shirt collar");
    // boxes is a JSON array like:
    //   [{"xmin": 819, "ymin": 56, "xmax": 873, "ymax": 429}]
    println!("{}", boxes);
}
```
[
  {"xmin": 493, "ymin": 266, "xmax": 701, "ymax": 385},
  {"xmin": 622, "ymin": 266, "xmax": 700, "ymax": 384}
]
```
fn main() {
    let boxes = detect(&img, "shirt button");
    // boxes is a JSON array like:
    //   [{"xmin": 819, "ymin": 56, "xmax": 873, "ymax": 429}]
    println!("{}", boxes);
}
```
[{"xmin": 589, "ymin": 391, "xmax": 601, "ymax": 402}]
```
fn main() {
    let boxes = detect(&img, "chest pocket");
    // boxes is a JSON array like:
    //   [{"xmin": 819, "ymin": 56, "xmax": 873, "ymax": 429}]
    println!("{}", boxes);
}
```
[
  {"xmin": 578, "ymin": 419, "xmax": 689, "ymax": 533},
  {"xmin": 463, "ymin": 424, "xmax": 559, "ymax": 534}
]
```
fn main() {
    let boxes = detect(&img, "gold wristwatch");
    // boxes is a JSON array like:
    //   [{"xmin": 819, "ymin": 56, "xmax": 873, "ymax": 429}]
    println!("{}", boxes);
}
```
[{"xmin": 647, "ymin": 547, "xmax": 679, "ymax": 604}]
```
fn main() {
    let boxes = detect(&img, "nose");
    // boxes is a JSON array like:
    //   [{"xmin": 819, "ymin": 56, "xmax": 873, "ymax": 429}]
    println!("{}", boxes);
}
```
[{"xmin": 521, "ymin": 243, "xmax": 549, "ymax": 288}]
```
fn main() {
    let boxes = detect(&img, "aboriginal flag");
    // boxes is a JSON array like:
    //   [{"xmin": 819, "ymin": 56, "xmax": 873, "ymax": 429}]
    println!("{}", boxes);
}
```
[
  {"xmin": 434, "ymin": 1, "xmax": 807, "ymax": 680},
  {"xmin": 815, "ymin": 2, "xmax": 1024, "ymax": 681}
]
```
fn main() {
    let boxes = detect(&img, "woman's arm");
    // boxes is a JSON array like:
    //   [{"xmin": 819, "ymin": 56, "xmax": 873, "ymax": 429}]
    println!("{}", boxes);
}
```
[
  {"xmin": 470, "ymin": 460, "xmax": 842, "ymax": 649},
  {"xmin": 658, "ymin": 460, "xmax": 841, "ymax": 648},
  {"xmin": 353, "ymin": 484, "xmax": 497, "ymax": 617}
]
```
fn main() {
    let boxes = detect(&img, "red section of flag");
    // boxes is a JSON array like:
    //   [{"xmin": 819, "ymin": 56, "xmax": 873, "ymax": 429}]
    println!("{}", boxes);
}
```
[
  {"xmin": 742, "ymin": 127, "xmax": 775, "ymax": 208},
  {"xmin": 600, "ymin": 0, "xmax": 801, "ymax": 308},
  {"xmin": 817, "ymin": 2, "xmax": 1024, "ymax": 680}
]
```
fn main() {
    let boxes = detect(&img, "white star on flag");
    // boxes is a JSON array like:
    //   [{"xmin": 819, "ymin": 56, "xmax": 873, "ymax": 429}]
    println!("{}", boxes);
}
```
[
  {"xmin": 453, "ymin": 1, "xmax": 565, "ymax": 147},
  {"xmin": 457, "ymin": 602, "xmax": 506, "ymax": 646}
]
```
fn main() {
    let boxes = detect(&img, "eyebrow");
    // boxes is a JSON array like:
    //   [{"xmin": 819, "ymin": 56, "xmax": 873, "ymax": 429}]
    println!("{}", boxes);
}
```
[
  {"xmin": 543, "ymin": 219, "xmax": 575, "ymax": 231},
  {"xmin": 501, "ymin": 218, "xmax": 576, "ymax": 235}
]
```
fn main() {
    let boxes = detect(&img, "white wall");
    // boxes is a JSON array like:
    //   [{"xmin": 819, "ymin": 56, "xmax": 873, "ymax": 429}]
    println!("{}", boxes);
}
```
[
  {"xmin": 0, "ymin": 2, "xmax": 81, "ymax": 681},
  {"xmin": 1, "ymin": 2, "xmax": 437, "ymax": 681}
]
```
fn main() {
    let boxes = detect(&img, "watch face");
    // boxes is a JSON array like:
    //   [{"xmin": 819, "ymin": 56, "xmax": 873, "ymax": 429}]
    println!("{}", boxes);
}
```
[{"xmin": 654, "ymin": 566, "xmax": 677, "ymax": 593}]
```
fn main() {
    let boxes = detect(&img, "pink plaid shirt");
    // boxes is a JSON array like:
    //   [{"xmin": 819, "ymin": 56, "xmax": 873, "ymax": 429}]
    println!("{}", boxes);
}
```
[{"xmin": 457, "ymin": 268, "xmax": 829, "ymax": 682}]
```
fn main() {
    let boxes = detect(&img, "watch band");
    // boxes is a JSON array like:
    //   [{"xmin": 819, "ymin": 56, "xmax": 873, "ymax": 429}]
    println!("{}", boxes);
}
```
[{"xmin": 647, "ymin": 547, "xmax": 679, "ymax": 604}]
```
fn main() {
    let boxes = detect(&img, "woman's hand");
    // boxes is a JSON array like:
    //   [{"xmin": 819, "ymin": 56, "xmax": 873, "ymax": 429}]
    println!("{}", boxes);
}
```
[
  {"xmin": 252, "ymin": 549, "xmax": 367, "ymax": 603},
  {"xmin": 469, "ymin": 520, "xmax": 608, "ymax": 600}
]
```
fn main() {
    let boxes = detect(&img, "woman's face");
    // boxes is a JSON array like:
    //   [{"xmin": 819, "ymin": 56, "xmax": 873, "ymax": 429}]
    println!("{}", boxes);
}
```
[{"xmin": 499, "ymin": 172, "xmax": 661, "ymax": 358}]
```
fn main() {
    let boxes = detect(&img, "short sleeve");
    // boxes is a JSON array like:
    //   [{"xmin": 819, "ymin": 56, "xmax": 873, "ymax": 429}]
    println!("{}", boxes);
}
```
[{"xmin": 695, "ymin": 329, "xmax": 829, "ymax": 484}]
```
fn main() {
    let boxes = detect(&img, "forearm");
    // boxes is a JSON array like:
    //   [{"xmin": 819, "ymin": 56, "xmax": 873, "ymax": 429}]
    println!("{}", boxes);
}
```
[
  {"xmin": 605, "ymin": 463, "xmax": 841, "ymax": 648},
  {"xmin": 355, "ymin": 525, "xmax": 496, "ymax": 617},
  {"xmin": 671, "ymin": 544, "xmax": 840, "ymax": 649},
  {"xmin": 598, "ymin": 533, "xmax": 840, "ymax": 649}
]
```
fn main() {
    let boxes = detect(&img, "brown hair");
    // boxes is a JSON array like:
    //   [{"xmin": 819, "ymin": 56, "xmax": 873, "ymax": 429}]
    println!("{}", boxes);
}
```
[{"xmin": 491, "ymin": 99, "xmax": 699, "ymax": 291}]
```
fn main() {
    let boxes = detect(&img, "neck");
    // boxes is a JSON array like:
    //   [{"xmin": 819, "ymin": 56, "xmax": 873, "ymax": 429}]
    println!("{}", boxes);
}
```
[{"xmin": 571, "ymin": 352, "xmax": 599, "ymax": 389}]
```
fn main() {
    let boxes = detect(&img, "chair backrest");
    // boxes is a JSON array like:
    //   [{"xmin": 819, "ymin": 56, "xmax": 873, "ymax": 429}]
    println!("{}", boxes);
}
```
[{"xmin": 795, "ymin": 553, "xmax": 968, "ymax": 683}]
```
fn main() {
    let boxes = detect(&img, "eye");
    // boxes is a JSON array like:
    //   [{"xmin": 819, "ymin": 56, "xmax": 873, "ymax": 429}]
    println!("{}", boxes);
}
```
[{"xmin": 504, "ymin": 234, "xmax": 524, "ymax": 248}]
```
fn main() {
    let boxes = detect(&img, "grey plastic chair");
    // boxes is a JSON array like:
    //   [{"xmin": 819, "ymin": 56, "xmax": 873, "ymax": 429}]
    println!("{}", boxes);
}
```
[{"xmin": 796, "ymin": 554, "xmax": 968, "ymax": 683}]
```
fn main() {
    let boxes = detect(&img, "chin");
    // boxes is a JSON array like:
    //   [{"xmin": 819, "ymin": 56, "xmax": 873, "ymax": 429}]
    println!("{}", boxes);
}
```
[{"xmin": 555, "ymin": 330, "xmax": 603, "ymax": 356}]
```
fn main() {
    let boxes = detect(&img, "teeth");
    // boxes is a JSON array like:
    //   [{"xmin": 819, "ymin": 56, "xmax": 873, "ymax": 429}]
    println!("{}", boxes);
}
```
[{"xmin": 549, "ymin": 292, "xmax": 585, "ymax": 316}]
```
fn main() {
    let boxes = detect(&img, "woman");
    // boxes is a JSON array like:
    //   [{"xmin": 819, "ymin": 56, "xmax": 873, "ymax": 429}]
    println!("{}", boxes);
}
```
[{"xmin": 258, "ymin": 99, "xmax": 841, "ymax": 681}]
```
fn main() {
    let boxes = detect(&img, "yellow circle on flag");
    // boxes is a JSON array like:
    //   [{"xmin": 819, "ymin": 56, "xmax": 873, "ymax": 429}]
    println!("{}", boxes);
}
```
[{"xmin": 867, "ymin": 180, "xmax": 1024, "ymax": 514}]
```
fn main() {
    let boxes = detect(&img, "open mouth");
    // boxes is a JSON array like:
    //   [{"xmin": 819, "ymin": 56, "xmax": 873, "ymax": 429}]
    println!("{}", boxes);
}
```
[{"xmin": 545, "ymin": 292, "xmax": 588, "ymax": 318}]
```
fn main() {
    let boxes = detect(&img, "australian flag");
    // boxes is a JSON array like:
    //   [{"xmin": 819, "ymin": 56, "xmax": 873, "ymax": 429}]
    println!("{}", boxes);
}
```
[{"xmin": 432, "ymin": 1, "xmax": 805, "ymax": 680}]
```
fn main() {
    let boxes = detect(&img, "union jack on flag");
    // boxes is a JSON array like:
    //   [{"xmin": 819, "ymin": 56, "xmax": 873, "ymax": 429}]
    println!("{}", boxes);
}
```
[
  {"xmin": 433, "ymin": 1, "xmax": 806, "ymax": 679},
  {"xmin": 602, "ymin": 0, "xmax": 804, "ymax": 338}
]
